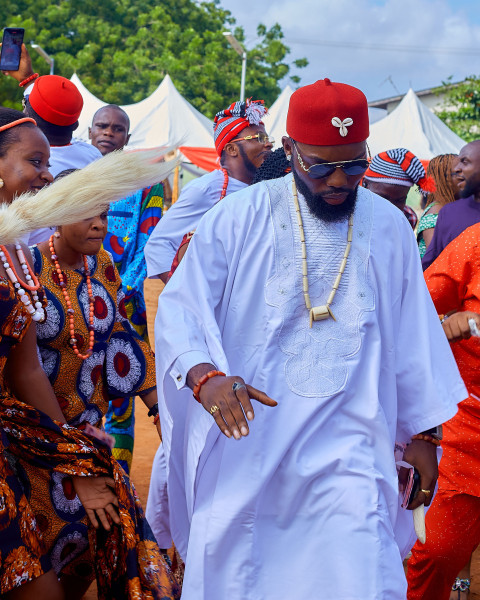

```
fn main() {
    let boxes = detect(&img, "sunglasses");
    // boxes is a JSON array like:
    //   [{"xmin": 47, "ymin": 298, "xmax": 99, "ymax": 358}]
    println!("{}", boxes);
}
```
[
  {"xmin": 292, "ymin": 140, "xmax": 369, "ymax": 179},
  {"xmin": 231, "ymin": 133, "xmax": 274, "ymax": 145}
]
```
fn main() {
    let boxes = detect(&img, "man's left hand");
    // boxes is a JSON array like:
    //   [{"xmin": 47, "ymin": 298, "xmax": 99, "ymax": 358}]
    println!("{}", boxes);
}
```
[{"xmin": 403, "ymin": 438, "xmax": 438, "ymax": 509}]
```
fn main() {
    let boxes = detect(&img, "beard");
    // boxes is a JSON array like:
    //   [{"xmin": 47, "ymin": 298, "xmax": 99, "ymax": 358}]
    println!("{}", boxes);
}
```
[
  {"xmin": 459, "ymin": 180, "xmax": 476, "ymax": 199},
  {"xmin": 293, "ymin": 167, "xmax": 358, "ymax": 223},
  {"xmin": 237, "ymin": 144, "xmax": 258, "ymax": 180}
]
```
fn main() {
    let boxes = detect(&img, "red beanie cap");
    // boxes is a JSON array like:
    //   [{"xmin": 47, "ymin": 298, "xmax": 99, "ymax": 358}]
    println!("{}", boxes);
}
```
[
  {"xmin": 286, "ymin": 78, "xmax": 369, "ymax": 145},
  {"xmin": 29, "ymin": 75, "xmax": 83, "ymax": 126}
]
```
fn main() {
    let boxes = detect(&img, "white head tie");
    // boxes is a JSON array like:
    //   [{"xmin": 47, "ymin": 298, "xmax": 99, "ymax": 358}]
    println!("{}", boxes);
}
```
[{"xmin": 331, "ymin": 117, "xmax": 353, "ymax": 137}]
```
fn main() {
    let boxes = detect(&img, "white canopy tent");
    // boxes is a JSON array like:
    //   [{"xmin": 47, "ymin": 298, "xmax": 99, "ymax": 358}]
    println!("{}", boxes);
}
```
[
  {"xmin": 368, "ymin": 88, "xmax": 465, "ymax": 159},
  {"xmin": 128, "ymin": 74, "xmax": 213, "ymax": 149},
  {"xmin": 71, "ymin": 73, "xmax": 213, "ymax": 149},
  {"xmin": 264, "ymin": 85, "xmax": 387, "ymax": 147}
]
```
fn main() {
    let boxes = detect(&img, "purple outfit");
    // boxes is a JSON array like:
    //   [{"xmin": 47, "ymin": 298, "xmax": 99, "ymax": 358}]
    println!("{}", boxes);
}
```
[{"xmin": 422, "ymin": 196, "xmax": 479, "ymax": 270}]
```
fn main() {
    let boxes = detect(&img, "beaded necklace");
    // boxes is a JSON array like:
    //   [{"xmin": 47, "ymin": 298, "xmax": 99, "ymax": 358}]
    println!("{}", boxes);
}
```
[
  {"xmin": 0, "ymin": 244, "xmax": 45, "ymax": 322},
  {"xmin": 48, "ymin": 234, "xmax": 95, "ymax": 360},
  {"xmin": 291, "ymin": 179, "xmax": 353, "ymax": 327},
  {"xmin": 219, "ymin": 168, "xmax": 229, "ymax": 201}
]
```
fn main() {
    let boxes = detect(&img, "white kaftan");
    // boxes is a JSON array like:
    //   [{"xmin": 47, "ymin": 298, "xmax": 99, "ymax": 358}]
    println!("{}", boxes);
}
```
[
  {"xmin": 154, "ymin": 175, "xmax": 465, "ymax": 600},
  {"xmin": 144, "ymin": 169, "xmax": 247, "ymax": 277}
]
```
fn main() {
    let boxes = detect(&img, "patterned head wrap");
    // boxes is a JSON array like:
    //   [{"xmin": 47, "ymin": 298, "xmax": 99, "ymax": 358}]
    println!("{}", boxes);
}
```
[
  {"xmin": 364, "ymin": 148, "xmax": 435, "ymax": 191},
  {"xmin": 213, "ymin": 98, "xmax": 267, "ymax": 156}
]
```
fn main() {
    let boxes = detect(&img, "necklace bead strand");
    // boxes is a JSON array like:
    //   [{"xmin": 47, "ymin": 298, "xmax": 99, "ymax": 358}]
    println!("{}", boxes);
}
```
[
  {"xmin": 219, "ymin": 168, "xmax": 229, "ymax": 202},
  {"xmin": 293, "ymin": 194, "xmax": 312, "ymax": 310},
  {"xmin": 0, "ymin": 244, "xmax": 45, "ymax": 322},
  {"xmin": 291, "ymin": 179, "xmax": 353, "ymax": 327},
  {"xmin": 48, "ymin": 235, "xmax": 95, "ymax": 360}
]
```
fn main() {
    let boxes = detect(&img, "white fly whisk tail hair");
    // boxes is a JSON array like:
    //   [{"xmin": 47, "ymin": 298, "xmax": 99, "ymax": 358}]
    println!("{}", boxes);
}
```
[{"xmin": 0, "ymin": 148, "xmax": 178, "ymax": 245}]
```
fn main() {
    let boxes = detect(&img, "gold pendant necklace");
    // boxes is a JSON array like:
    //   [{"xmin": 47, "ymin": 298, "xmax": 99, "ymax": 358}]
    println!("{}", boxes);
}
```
[{"xmin": 292, "ymin": 178, "xmax": 353, "ymax": 327}]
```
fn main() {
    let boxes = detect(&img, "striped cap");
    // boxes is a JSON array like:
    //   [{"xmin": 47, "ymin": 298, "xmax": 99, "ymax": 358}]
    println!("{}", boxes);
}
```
[
  {"xmin": 213, "ymin": 99, "xmax": 267, "ymax": 156},
  {"xmin": 364, "ymin": 148, "xmax": 434, "ymax": 191}
]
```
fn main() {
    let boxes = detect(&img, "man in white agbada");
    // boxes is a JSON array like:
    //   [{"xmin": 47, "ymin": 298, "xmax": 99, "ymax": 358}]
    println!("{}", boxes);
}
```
[
  {"xmin": 144, "ymin": 98, "xmax": 273, "ymax": 282},
  {"xmin": 153, "ymin": 79, "xmax": 466, "ymax": 599}
]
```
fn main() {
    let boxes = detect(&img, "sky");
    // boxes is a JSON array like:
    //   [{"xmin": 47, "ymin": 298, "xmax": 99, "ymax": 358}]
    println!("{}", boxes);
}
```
[{"xmin": 217, "ymin": 0, "xmax": 480, "ymax": 102}]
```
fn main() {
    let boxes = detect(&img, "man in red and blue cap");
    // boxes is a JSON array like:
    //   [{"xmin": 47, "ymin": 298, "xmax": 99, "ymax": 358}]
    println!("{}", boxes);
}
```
[
  {"xmin": 363, "ymin": 148, "xmax": 434, "ymax": 229},
  {"xmin": 152, "ymin": 79, "xmax": 465, "ymax": 599},
  {"xmin": 144, "ymin": 98, "xmax": 273, "ymax": 282}
]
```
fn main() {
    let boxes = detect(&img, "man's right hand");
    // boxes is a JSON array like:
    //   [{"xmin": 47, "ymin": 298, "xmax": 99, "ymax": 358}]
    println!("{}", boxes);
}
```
[
  {"xmin": 198, "ymin": 375, "xmax": 277, "ymax": 440},
  {"xmin": 1, "ymin": 43, "xmax": 34, "ymax": 82}
]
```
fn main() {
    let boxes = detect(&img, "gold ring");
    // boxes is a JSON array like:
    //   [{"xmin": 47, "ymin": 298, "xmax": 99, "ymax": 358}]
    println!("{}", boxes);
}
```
[
  {"xmin": 210, "ymin": 405, "xmax": 220, "ymax": 415},
  {"xmin": 421, "ymin": 489, "xmax": 431, "ymax": 497}
]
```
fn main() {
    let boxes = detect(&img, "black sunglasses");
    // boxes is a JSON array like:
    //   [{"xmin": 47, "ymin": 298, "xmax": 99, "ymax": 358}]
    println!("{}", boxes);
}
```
[{"xmin": 292, "ymin": 141, "xmax": 369, "ymax": 179}]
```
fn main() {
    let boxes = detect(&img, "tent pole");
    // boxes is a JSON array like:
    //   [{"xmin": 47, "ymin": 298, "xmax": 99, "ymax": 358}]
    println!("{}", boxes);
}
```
[{"xmin": 172, "ymin": 151, "xmax": 180, "ymax": 204}]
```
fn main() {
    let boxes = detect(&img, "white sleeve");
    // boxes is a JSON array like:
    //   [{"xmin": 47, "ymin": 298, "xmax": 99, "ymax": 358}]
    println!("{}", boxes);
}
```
[
  {"xmin": 169, "ymin": 350, "xmax": 216, "ymax": 390},
  {"xmin": 145, "ymin": 179, "xmax": 216, "ymax": 277},
  {"xmin": 392, "ymin": 216, "xmax": 465, "ymax": 439}
]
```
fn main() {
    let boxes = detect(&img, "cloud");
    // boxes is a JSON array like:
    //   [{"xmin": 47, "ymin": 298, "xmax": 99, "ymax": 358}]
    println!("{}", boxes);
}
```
[{"xmin": 219, "ymin": 0, "xmax": 480, "ymax": 100}]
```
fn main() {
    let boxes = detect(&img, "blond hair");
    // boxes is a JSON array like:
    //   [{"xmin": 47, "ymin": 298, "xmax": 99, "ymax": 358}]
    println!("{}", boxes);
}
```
[{"xmin": 0, "ymin": 149, "xmax": 177, "ymax": 245}]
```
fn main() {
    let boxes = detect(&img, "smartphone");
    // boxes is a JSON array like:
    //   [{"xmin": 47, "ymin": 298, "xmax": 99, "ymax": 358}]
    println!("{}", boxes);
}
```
[
  {"xmin": 0, "ymin": 27, "xmax": 24, "ymax": 71},
  {"xmin": 399, "ymin": 466, "xmax": 421, "ymax": 509}
]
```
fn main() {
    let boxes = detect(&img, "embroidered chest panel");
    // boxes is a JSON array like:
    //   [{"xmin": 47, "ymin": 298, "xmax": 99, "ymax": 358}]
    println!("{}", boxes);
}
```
[{"xmin": 265, "ymin": 177, "xmax": 375, "ymax": 398}]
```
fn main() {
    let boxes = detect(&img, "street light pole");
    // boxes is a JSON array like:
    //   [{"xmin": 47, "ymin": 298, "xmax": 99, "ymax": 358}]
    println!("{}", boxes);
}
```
[
  {"xmin": 30, "ymin": 43, "xmax": 54, "ymax": 75},
  {"xmin": 239, "ymin": 50, "xmax": 246, "ymax": 102},
  {"xmin": 223, "ymin": 31, "xmax": 246, "ymax": 101}
]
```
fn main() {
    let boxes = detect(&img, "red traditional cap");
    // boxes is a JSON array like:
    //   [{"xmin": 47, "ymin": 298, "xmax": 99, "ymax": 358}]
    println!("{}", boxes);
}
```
[
  {"xmin": 29, "ymin": 75, "xmax": 83, "ymax": 126},
  {"xmin": 213, "ymin": 99, "xmax": 267, "ymax": 156},
  {"xmin": 286, "ymin": 78, "xmax": 369, "ymax": 146},
  {"xmin": 364, "ymin": 148, "xmax": 436, "ymax": 192}
]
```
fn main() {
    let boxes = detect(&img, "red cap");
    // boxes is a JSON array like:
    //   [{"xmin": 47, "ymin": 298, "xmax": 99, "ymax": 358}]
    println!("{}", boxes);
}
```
[
  {"xmin": 29, "ymin": 75, "xmax": 83, "ymax": 126},
  {"xmin": 286, "ymin": 78, "xmax": 369, "ymax": 146}
]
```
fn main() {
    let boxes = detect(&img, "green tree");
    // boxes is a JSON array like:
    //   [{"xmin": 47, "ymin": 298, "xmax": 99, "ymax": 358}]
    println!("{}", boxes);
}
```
[
  {"xmin": 435, "ymin": 76, "xmax": 480, "ymax": 142},
  {"xmin": 0, "ymin": 0, "xmax": 307, "ymax": 118}
]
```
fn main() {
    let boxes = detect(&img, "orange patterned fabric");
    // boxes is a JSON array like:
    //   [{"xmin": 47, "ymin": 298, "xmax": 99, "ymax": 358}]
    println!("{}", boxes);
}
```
[
  {"xmin": 2, "ymin": 398, "xmax": 180, "ymax": 599},
  {"xmin": 0, "ymin": 269, "xmax": 178, "ymax": 598},
  {"xmin": 31, "ymin": 247, "xmax": 156, "ymax": 426},
  {"xmin": 0, "ymin": 275, "xmax": 51, "ymax": 593},
  {"xmin": 20, "ymin": 246, "xmax": 161, "ymax": 582}
]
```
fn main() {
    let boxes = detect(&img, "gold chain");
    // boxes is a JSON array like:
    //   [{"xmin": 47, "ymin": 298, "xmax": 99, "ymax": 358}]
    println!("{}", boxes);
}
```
[{"xmin": 292, "ymin": 178, "xmax": 353, "ymax": 327}]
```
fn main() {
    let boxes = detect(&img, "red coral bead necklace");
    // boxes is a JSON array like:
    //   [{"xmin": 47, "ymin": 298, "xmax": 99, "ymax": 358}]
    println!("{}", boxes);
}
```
[
  {"xmin": 219, "ymin": 168, "xmax": 229, "ymax": 201},
  {"xmin": 48, "ymin": 233, "xmax": 95, "ymax": 360}
]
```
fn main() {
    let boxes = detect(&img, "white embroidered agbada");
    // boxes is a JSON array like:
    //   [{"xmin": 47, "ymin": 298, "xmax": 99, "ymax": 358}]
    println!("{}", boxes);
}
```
[{"xmin": 154, "ymin": 175, "xmax": 465, "ymax": 600}]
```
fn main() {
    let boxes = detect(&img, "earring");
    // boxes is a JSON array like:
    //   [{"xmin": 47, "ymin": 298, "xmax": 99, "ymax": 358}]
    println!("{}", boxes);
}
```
[
  {"xmin": 286, "ymin": 155, "xmax": 291, "ymax": 162},
  {"xmin": 54, "ymin": 231, "xmax": 60, "ymax": 238},
  {"xmin": 0, "ymin": 179, "xmax": 4, "ymax": 188}
]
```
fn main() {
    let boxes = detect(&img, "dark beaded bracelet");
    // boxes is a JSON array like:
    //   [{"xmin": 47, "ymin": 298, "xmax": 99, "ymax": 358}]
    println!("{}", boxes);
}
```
[{"xmin": 147, "ymin": 403, "xmax": 159, "ymax": 418}]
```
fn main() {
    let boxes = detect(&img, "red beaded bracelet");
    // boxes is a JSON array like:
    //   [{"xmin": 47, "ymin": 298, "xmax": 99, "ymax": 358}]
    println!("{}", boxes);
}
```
[
  {"xmin": 411, "ymin": 433, "xmax": 441, "ymax": 446},
  {"xmin": 193, "ymin": 370, "xmax": 226, "ymax": 402},
  {"xmin": 19, "ymin": 73, "xmax": 39, "ymax": 88}
]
